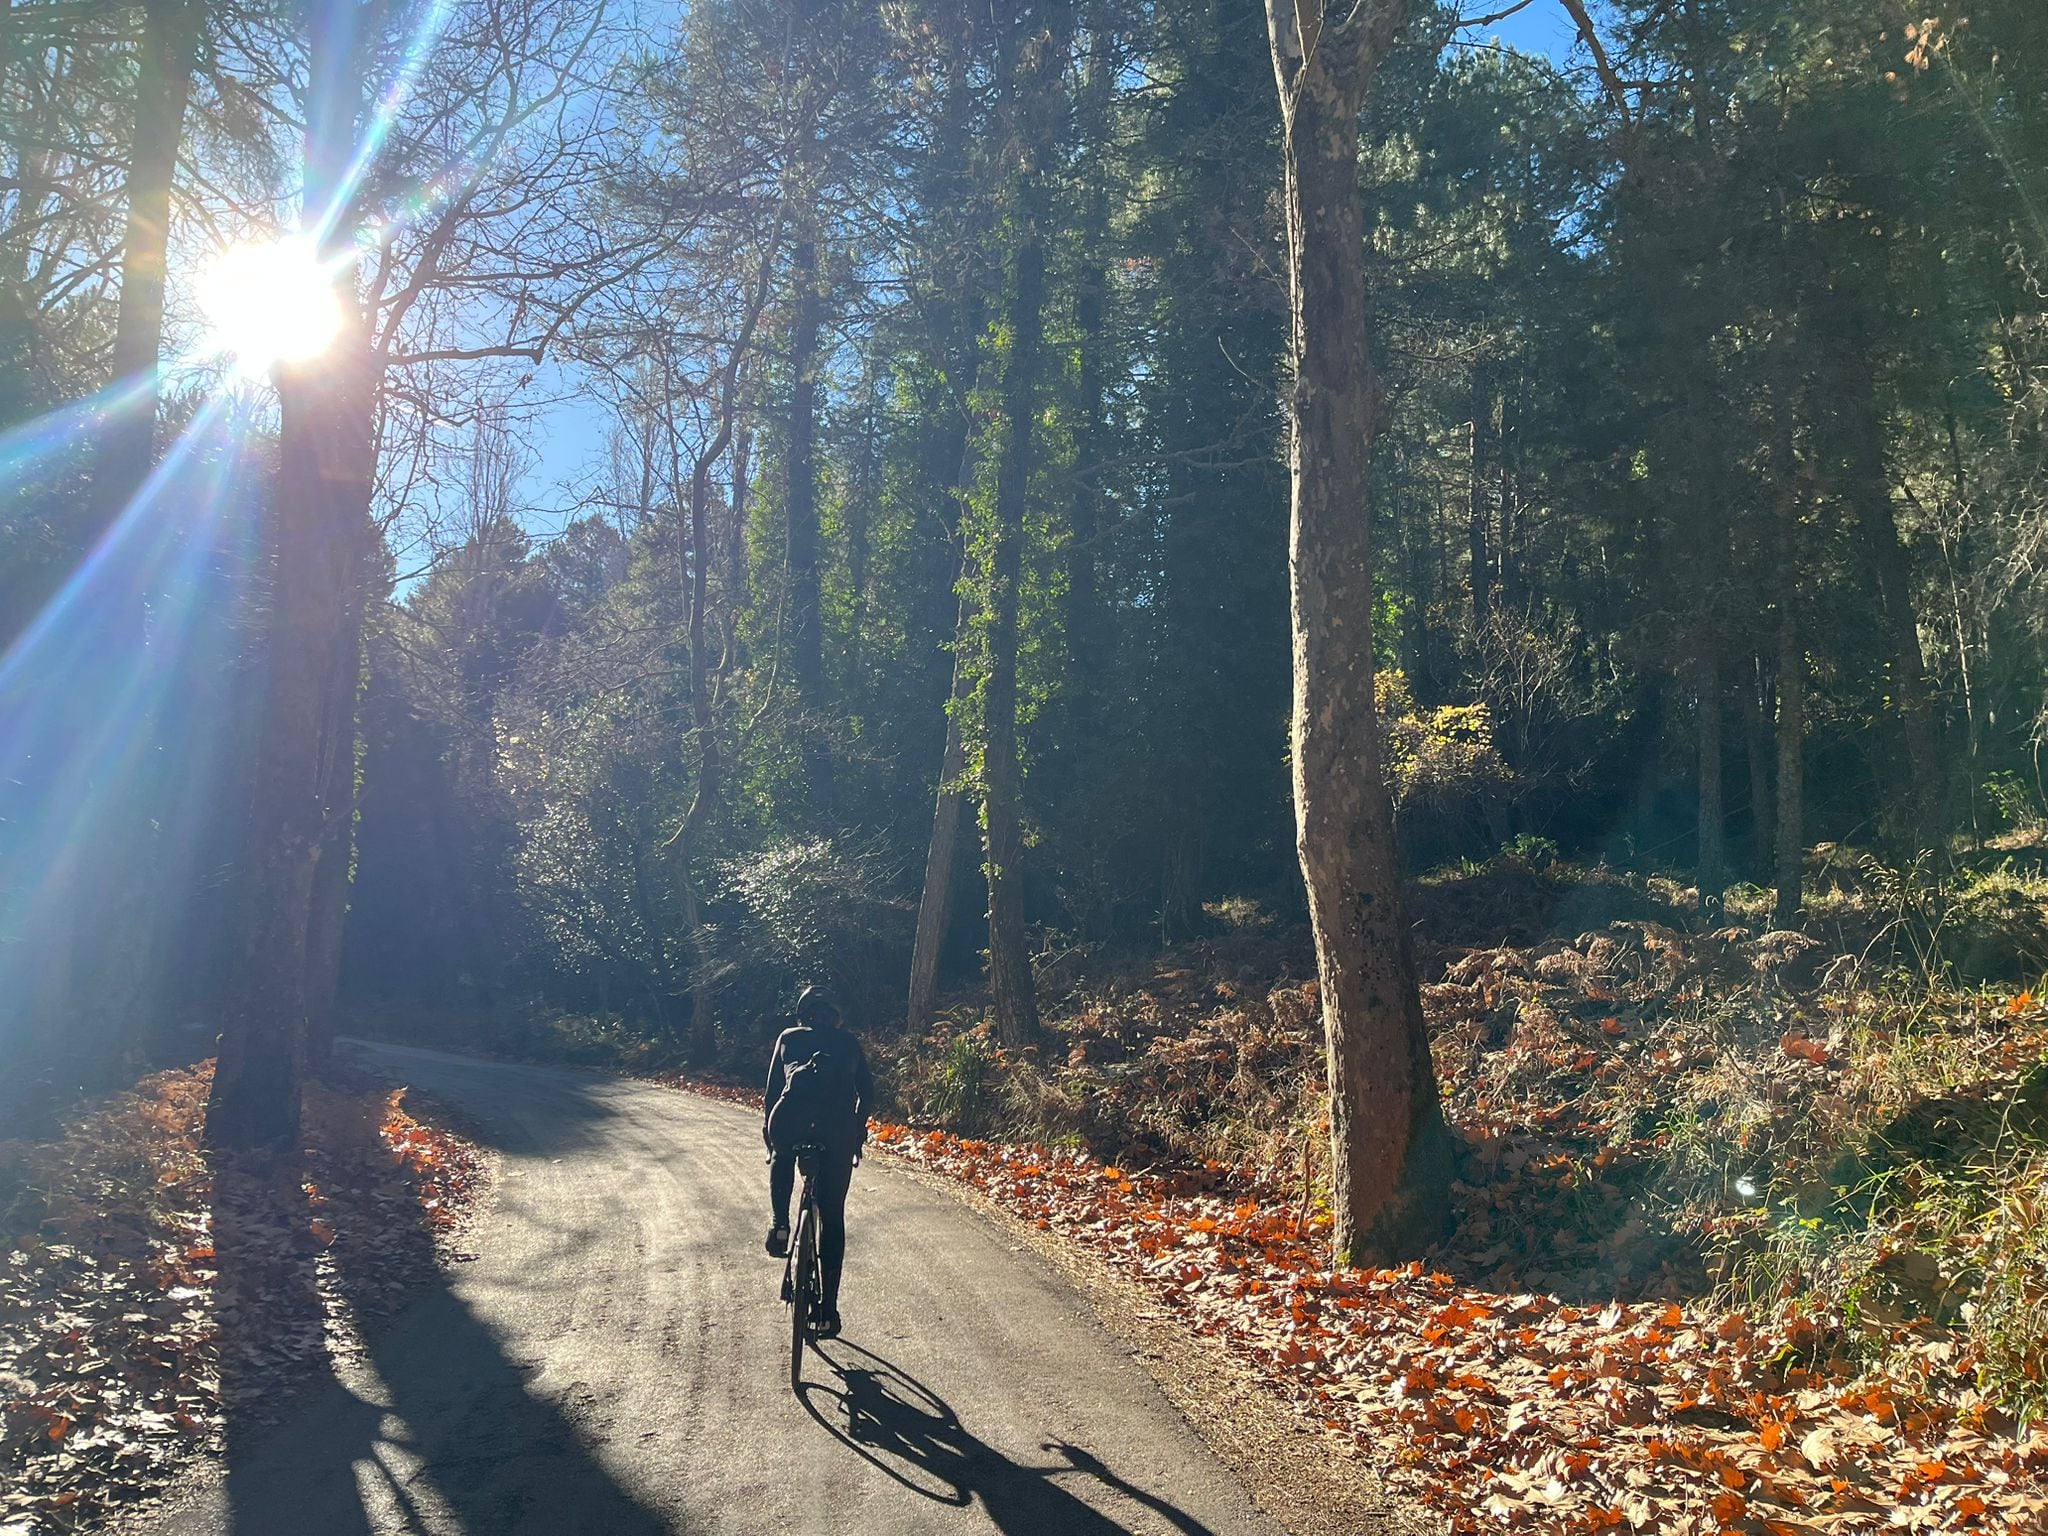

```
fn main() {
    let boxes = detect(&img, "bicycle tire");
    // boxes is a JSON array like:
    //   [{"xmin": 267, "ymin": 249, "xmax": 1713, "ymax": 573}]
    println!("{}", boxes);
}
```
[{"xmin": 788, "ymin": 1185, "xmax": 814, "ymax": 1390}]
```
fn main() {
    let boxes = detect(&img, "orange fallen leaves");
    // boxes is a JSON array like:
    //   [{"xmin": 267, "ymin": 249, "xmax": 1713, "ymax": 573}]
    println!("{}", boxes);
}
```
[
  {"xmin": 1779, "ymin": 1032, "xmax": 1831, "ymax": 1066},
  {"xmin": 870, "ymin": 1119, "xmax": 2048, "ymax": 1536}
]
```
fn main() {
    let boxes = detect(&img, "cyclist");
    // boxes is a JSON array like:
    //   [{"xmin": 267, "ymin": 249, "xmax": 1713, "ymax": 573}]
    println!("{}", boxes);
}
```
[{"xmin": 762, "ymin": 984, "xmax": 872, "ymax": 1338}]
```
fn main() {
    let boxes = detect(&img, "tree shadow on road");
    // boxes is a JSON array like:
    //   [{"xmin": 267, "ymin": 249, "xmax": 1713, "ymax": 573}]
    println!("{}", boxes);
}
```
[
  {"xmin": 204, "ymin": 1078, "xmax": 673, "ymax": 1536},
  {"xmin": 798, "ymin": 1338, "xmax": 1218, "ymax": 1536}
]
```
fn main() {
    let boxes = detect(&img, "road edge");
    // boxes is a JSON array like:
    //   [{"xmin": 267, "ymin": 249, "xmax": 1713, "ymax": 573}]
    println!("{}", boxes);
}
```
[{"xmin": 874, "ymin": 1152, "xmax": 1438, "ymax": 1536}]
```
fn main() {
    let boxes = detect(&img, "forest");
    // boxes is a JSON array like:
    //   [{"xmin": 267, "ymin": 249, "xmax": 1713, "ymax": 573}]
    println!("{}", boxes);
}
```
[{"xmin": 4, "ymin": 0, "xmax": 2048, "ymax": 1532}]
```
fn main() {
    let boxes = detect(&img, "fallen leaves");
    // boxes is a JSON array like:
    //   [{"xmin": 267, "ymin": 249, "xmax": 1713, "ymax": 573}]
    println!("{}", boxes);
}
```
[
  {"xmin": 0, "ymin": 1064, "xmax": 485, "ymax": 1535},
  {"xmin": 869, "ymin": 1121, "xmax": 2048, "ymax": 1535}
]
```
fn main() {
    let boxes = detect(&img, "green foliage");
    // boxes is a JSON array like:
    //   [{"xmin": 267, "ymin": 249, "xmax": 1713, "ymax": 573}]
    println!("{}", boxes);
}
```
[
  {"xmin": 1376, "ymin": 670, "xmax": 1512, "ymax": 815},
  {"xmin": 711, "ymin": 837, "xmax": 912, "ymax": 1028},
  {"xmin": 1984, "ymin": 771, "xmax": 2042, "ymax": 833}
]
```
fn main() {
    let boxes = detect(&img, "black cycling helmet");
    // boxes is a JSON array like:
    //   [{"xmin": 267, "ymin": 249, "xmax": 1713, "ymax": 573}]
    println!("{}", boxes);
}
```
[{"xmin": 795, "ymin": 984, "xmax": 841, "ymax": 1028}]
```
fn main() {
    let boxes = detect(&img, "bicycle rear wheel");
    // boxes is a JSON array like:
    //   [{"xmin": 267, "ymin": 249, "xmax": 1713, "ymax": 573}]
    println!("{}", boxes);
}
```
[{"xmin": 787, "ymin": 1193, "xmax": 814, "ymax": 1390}]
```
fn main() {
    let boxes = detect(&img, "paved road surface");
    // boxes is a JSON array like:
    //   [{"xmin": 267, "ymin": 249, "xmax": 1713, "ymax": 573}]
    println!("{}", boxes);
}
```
[{"xmin": 137, "ymin": 1042, "xmax": 1284, "ymax": 1536}]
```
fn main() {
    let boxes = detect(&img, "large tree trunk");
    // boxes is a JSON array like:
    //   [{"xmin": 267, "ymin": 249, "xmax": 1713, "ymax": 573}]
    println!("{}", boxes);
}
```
[
  {"xmin": 904, "ymin": 34, "xmax": 984, "ymax": 1037},
  {"xmin": 906, "ymin": 423, "xmax": 981, "ymax": 1035},
  {"xmin": 206, "ymin": 1, "xmax": 370, "ymax": 1149},
  {"xmin": 303, "ymin": 579, "xmax": 371, "ymax": 1074},
  {"xmin": 785, "ymin": 227, "xmax": 830, "ymax": 809},
  {"xmin": 907, "ymin": 579, "xmax": 974, "ymax": 1035},
  {"xmin": 208, "ymin": 328, "xmax": 377, "ymax": 1149},
  {"xmin": 1267, "ymin": 0, "xmax": 1450, "ymax": 1264}
]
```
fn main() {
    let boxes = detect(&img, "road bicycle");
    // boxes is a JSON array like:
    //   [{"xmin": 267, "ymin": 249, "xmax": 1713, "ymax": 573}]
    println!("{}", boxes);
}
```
[{"xmin": 779, "ymin": 1142, "xmax": 825, "ymax": 1390}]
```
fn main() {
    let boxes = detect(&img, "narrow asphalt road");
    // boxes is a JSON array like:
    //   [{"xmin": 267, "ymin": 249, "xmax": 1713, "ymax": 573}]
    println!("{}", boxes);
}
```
[{"xmin": 138, "ymin": 1041, "xmax": 1286, "ymax": 1536}]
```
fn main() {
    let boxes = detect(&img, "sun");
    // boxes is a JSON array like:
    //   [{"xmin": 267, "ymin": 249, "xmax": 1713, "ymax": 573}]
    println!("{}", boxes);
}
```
[{"xmin": 196, "ymin": 238, "xmax": 345, "ymax": 379}]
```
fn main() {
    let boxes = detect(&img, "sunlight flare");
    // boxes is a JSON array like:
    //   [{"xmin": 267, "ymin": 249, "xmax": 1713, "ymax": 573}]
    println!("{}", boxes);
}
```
[{"xmin": 195, "ymin": 238, "xmax": 345, "ymax": 378}]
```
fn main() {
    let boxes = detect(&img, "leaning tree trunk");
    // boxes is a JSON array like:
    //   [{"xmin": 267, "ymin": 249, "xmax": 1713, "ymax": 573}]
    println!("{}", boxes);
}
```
[
  {"xmin": 1267, "ymin": 0, "xmax": 1451, "ymax": 1264},
  {"xmin": 906, "ymin": 424, "xmax": 981, "ymax": 1035}
]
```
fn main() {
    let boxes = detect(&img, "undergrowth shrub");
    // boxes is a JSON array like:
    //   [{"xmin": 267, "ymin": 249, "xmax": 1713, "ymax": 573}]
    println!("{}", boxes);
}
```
[{"xmin": 710, "ymin": 835, "xmax": 912, "ymax": 1030}]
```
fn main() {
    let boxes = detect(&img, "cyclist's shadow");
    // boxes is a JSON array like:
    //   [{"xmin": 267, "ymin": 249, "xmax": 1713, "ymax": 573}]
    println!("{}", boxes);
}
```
[{"xmin": 798, "ymin": 1339, "xmax": 1217, "ymax": 1536}]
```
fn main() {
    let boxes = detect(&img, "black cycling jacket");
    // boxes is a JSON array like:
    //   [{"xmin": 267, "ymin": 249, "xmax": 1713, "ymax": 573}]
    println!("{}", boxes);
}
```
[{"xmin": 761, "ymin": 1022, "xmax": 873, "ymax": 1156}]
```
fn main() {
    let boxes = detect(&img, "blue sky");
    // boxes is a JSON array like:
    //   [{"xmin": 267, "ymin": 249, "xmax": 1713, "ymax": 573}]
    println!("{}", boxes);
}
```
[
  {"xmin": 505, "ymin": 3, "xmax": 1584, "ymax": 554},
  {"xmin": 1481, "ymin": 1, "xmax": 1584, "ymax": 62}
]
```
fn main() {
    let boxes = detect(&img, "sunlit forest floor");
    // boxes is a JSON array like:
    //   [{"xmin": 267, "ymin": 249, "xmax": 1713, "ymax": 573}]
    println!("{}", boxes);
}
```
[
  {"xmin": 0, "ymin": 1066, "xmax": 485, "ymax": 1532},
  {"xmin": 854, "ymin": 837, "xmax": 2048, "ymax": 1532}
]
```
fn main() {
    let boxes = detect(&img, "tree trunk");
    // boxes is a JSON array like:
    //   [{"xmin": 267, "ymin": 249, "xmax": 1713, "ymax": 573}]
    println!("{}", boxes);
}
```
[
  {"xmin": 1064, "ymin": 16, "xmax": 1113, "ymax": 738},
  {"xmin": 207, "ymin": 0, "xmax": 370, "ymax": 1149},
  {"xmin": 1696, "ymin": 646, "xmax": 1724, "ymax": 922},
  {"xmin": 785, "ymin": 228, "xmax": 829, "ymax": 808},
  {"xmin": 980, "ymin": 0, "xmax": 1067, "ymax": 1050},
  {"xmin": 1838, "ymin": 319, "xmax": 1939, "ymax": 843},
  {"xmin": 208, "ymin": 328, "xmax": 378, "ymax": 1149},
  {"xmin": 728, "ymin": 425, "xmax": 752, "ymax": 606},
  {"xmin": 904, "ymin": 38, "xmax": 985, "ymax": 1037},
  {"xmin": 66, "ymin": 0, "xmax": 204, "ymax": 1073},
  {"xmin": 661, "ymin": 259, "xmax": 777, "ymax": 1061},
  {"xmin": 303, "ymin": 801, "xmax": 352, "ymax": 1073},
  {"xmin": 1467, "ymin": 373, "xmax": 1491, "ymax": 635},
  {"xmin": 1774, "ymin": 605, "xmax": 1805, "ymax": 929},
  {"xmin": 1267, "ymin": 0, "xmax": 1451, "ymax": 1264},
  {"xmin": 907, "ymin": 573, "xmax": 974, "ymax": 1035},
  {"xmin": 1740, "ymin": 656, "xmax": 1774, "ymax": 878},
  {"xmin": 1860, "ymin": 486, "xmax": 1940, "ymax": 846},
  {"xmin": 905, "ymin": 382, "xmax": 981, "ymax": 1037},
  {"xmin": 304, "ymin": 586, "xmax": 370, "ymax": 1074},
  {"xmin": 96, "ymin": 0, "xmax": 201, "ymax": 524}
]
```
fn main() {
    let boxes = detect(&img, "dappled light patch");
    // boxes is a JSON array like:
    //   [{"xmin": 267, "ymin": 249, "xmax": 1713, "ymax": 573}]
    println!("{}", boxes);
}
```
[{"xmin": 0, "ymin": 1064, "xmax": 483, "ymax": 1533}]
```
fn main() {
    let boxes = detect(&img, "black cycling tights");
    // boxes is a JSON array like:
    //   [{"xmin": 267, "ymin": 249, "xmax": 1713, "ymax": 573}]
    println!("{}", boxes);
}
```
[{"xmin": 770, "ymin": 1151, "xmax": 855, "ymax": 1310}]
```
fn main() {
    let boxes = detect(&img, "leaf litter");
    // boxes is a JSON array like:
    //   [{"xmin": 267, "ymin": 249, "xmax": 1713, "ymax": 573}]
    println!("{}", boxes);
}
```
[
  {"xmin": 851, "ymin": 918, "xmax": 2048, "ymax": 1535},
  {"xmin": 870, "ymin": 1119, "xmax": 2046, "ymax": 1534},
  {"xmin": 0, "ymin": 1063, "xmax": 485, "ymax": 1534}
]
